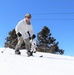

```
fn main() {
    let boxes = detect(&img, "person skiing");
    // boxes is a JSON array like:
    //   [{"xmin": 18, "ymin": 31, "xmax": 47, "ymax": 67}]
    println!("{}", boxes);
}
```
[{"xmin": 15, "ymin": 13, "xmax": 36, "ymax": 56}]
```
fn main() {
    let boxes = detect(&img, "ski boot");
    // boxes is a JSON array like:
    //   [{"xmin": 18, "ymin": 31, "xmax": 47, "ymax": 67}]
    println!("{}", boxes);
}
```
[
  {"xmin": 27, "ymin": 51, "xmax": 33, "ymax": 57},
  {"xmin": 15, "ymin": 50, "xmax": 21, "ymax": 55}
]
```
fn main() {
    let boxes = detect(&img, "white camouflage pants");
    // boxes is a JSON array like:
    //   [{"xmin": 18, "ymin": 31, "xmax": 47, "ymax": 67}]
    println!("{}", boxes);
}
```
[{"xmin": 15, "ymin": 36, "xmax": 30, "ymax": 51}]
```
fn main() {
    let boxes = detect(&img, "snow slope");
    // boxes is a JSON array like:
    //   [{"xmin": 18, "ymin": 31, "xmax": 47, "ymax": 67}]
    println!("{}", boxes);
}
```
[{"xmin": 0, "ymin": 48, "xmax": 74, "ymax": 75}]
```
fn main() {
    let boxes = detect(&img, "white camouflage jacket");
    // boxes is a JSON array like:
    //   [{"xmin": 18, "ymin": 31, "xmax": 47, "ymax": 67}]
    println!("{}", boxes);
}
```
[{"xmin": 15, "ymin": 19, "xmax": 34, "ymax": 39}]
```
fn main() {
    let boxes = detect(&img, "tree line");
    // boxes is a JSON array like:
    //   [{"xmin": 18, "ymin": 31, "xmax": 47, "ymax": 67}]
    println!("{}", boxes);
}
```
[{"xmin": 4, "ymin": 26, "xmax": 64, "ymax": 55}]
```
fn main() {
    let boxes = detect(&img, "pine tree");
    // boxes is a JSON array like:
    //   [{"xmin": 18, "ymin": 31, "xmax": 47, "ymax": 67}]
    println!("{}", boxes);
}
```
[
  {"xmin": 37, "ymin": 26, "xmax": 64, "ymax": 55},
  {"xmin": 4, "ymin": 29, "xmax": 25, "ymax": 49},
  {"xmin": 4, "ymin": 26, "xmax": 64, "ymax": 55}
]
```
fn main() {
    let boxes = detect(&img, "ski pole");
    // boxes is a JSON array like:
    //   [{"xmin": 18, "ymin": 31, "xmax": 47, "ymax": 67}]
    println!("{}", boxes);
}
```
[{"xmin": 1, "ymin": 48, "xmax": 7, "ymax": 53}]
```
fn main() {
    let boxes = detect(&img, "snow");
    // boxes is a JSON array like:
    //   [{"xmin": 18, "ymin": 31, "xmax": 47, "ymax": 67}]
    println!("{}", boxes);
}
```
[{"xmin": 0, "ymin": 48, "xmax": 74, "ymax": 75}]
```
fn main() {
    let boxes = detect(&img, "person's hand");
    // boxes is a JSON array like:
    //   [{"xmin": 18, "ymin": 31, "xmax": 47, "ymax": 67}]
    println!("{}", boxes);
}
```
[
  {"xmin": 17, "ymin": 32, "xmax": 22, "ymax": 37},
  {"xmin": 32, "ymin": 34, "xmax": 36, "ymax": 39}
]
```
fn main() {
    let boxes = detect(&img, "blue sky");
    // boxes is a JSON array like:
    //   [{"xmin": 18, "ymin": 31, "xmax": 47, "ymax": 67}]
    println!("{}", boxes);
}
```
[{"xmin": 0, "ymin": 0, "xmax": 74, "ymax": 56}]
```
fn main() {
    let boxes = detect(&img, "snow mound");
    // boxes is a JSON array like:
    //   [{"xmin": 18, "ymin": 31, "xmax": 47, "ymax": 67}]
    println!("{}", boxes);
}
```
[{"xmin": 0, "ymin": 48, "xmax": 74, "ymax": 75}]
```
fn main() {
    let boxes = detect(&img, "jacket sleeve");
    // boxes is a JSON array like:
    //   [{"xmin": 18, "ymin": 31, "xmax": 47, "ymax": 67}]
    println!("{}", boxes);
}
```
[
  {"xmin": 28, "ymin": 25, "xmax": 34, "ymax": 37},
  {"xmin": 15, "ymin": 21, "xmax": 22, "ymax": 34}
]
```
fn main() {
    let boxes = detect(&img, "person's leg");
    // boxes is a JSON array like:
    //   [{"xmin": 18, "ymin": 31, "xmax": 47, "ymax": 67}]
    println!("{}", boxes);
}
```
[
  {"xmin": 24, "ymin": 38, "xmax": 33, "ymax": 56},
  {"xmin": 30, "ymin": 40, "xmax": 36, "ymax": 53},
  {"xmin": 24, "ymin": 38, "xmax": 31, "ymax": 51},
  {"xmin": 15, "ymin": 37, "xmax": 23, "ymax": 54}
]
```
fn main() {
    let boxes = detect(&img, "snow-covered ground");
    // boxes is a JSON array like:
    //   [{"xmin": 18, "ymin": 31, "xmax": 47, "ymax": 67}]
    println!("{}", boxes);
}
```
[{"xmin": 0, "ymin": 48, "xmax": 74, "ymax": 75}]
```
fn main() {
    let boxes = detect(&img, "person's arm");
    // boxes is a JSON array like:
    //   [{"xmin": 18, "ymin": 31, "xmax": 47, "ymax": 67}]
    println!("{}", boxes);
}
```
[
  {"xmin": 27, "ymin": 25, "xmax": 36, "ymax": 39},
  {"xmin": 15, "ymin": 20, "xmax": 22, "ymax": 36}
]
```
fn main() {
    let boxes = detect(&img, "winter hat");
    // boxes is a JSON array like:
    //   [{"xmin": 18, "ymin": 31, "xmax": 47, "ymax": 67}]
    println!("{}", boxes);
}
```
[{"xmin": 25, "ymin": 14, "xmax": 31, "ymax": 18}]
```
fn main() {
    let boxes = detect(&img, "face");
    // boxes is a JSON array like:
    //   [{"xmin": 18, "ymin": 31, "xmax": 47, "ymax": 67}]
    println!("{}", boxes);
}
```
[{"xmin": 25, "ymin": 17, "xmax": 31, "ymax": 21}]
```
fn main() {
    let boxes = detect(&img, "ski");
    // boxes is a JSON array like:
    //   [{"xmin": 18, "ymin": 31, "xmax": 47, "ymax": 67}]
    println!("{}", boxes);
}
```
[{"xmin": 9, "ymin": 52, "xmax": 43, "ymax": 58}]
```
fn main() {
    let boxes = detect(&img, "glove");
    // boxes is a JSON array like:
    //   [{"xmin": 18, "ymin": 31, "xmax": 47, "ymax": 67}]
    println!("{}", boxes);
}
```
[
  {"xmin": 32, "ymin": 34, "xmax": 36, "ymax": 39},
  {"xmin": 17, "ymin": 32, "xmax": 22, "ymax": 37}
]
